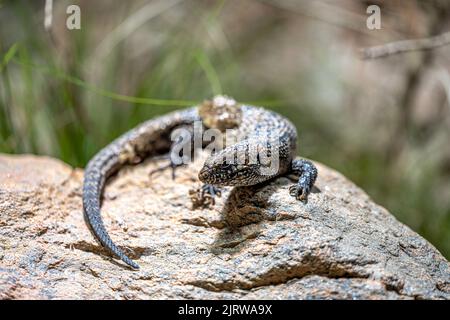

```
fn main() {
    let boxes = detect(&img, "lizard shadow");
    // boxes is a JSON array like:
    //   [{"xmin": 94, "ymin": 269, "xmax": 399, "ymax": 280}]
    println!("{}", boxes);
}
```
[
  {"xmin": 72, "ymin": 239, "xmax": 148, "ymax": 270},
  {"xmin": 210, "ymin": 177, "xmax": 320, "ymax": 256}
]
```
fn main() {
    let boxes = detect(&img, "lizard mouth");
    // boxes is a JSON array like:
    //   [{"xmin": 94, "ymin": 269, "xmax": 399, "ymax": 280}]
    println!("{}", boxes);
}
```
[{"xmin": 198, "ymin": 166, "xmax": 212, "ymax": 183}]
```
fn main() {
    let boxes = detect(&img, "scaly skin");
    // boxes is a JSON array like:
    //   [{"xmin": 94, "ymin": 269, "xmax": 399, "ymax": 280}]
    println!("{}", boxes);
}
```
[{"xmin": 82, "ymin": 96, "xmax": 318, "ymax": 269}]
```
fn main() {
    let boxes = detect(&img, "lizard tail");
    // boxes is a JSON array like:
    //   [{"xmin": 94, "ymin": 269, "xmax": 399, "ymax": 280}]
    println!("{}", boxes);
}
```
[
  {"xmin": 82, "ymin": 148, "xmax": 140, "ymax": 270},
  {"xmin": 83, "ymin": 202, "xmax": 140, "ymax": 269}
]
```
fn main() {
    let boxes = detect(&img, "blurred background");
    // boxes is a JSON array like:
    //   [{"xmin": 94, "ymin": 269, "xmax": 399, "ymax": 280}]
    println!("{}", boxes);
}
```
[{"xmin": 0, "ymin": 0, "xmax": 449, "ymax": 258}]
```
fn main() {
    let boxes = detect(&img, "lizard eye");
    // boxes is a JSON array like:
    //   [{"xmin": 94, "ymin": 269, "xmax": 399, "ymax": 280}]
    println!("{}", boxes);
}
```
[{"xmin": 221, "ymin": 164, "xmax": 233, "ymax": 171}]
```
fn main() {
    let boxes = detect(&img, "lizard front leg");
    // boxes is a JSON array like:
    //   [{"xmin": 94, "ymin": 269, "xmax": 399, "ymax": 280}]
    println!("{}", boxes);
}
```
[
  {"xmin": 189, "ymin": 183, "xmax": 222, "ymax": 208},
  {"xmin": 289, "ymin": 159, "xmax": 318, "ymax": 203}
]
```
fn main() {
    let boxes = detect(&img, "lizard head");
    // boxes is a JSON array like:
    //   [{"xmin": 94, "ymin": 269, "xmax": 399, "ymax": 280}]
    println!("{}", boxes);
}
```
[{"xmin": 198, "ymin": 144, "xmax": 262, "ymax": 187}]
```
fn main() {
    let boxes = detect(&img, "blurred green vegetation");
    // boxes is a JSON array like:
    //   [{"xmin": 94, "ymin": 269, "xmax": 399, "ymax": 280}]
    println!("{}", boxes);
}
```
[{"xmin": 0, "ymin": 0, "xmax": 449, "ymax": 259}]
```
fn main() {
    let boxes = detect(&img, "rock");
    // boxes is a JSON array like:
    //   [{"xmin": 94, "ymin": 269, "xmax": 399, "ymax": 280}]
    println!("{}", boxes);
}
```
[{"xmin": 0, "ymin": 152, "xmax": 449, "ymax": 300}]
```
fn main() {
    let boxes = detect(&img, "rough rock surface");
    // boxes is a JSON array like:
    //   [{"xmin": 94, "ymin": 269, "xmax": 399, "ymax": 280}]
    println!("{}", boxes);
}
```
[{"xmin": 0, "ymin": 153, "xmax": 449, "ymax": 300}]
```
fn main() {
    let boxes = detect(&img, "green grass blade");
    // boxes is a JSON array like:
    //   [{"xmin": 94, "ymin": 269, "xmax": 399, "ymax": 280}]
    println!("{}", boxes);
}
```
[{"xmin": 0, "ymin": 43, "xmax": 19, "ymax": 72}]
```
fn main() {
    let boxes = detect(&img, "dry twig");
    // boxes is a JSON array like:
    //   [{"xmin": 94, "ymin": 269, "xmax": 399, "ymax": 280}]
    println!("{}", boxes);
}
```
[{"xmin": 361, "ymin": 31, "xmax": 450, "ymax": 59}]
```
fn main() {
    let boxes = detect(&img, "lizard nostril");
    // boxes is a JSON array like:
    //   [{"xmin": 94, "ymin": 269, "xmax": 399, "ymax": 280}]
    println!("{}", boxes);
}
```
[{"xmin": 198, "ymin": 167, "xmax": 209, "ymax": 182}]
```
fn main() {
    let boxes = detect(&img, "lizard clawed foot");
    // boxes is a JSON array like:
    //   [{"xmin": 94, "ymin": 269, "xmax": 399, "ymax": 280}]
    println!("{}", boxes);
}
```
[
  {"xmin": 289, "ymin": 158, "xmax": 318, "ymax": 204},
  {"xmin": 289, "ymin": 183, "xmax": 311, "ymax": 203},
  {"xmin": 189, "ymin": 184, "xmax": 222, "ymax": 209},
  {"xmin": 201, "ymin": 184, "xmax": 222, "ymax": 199}
]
